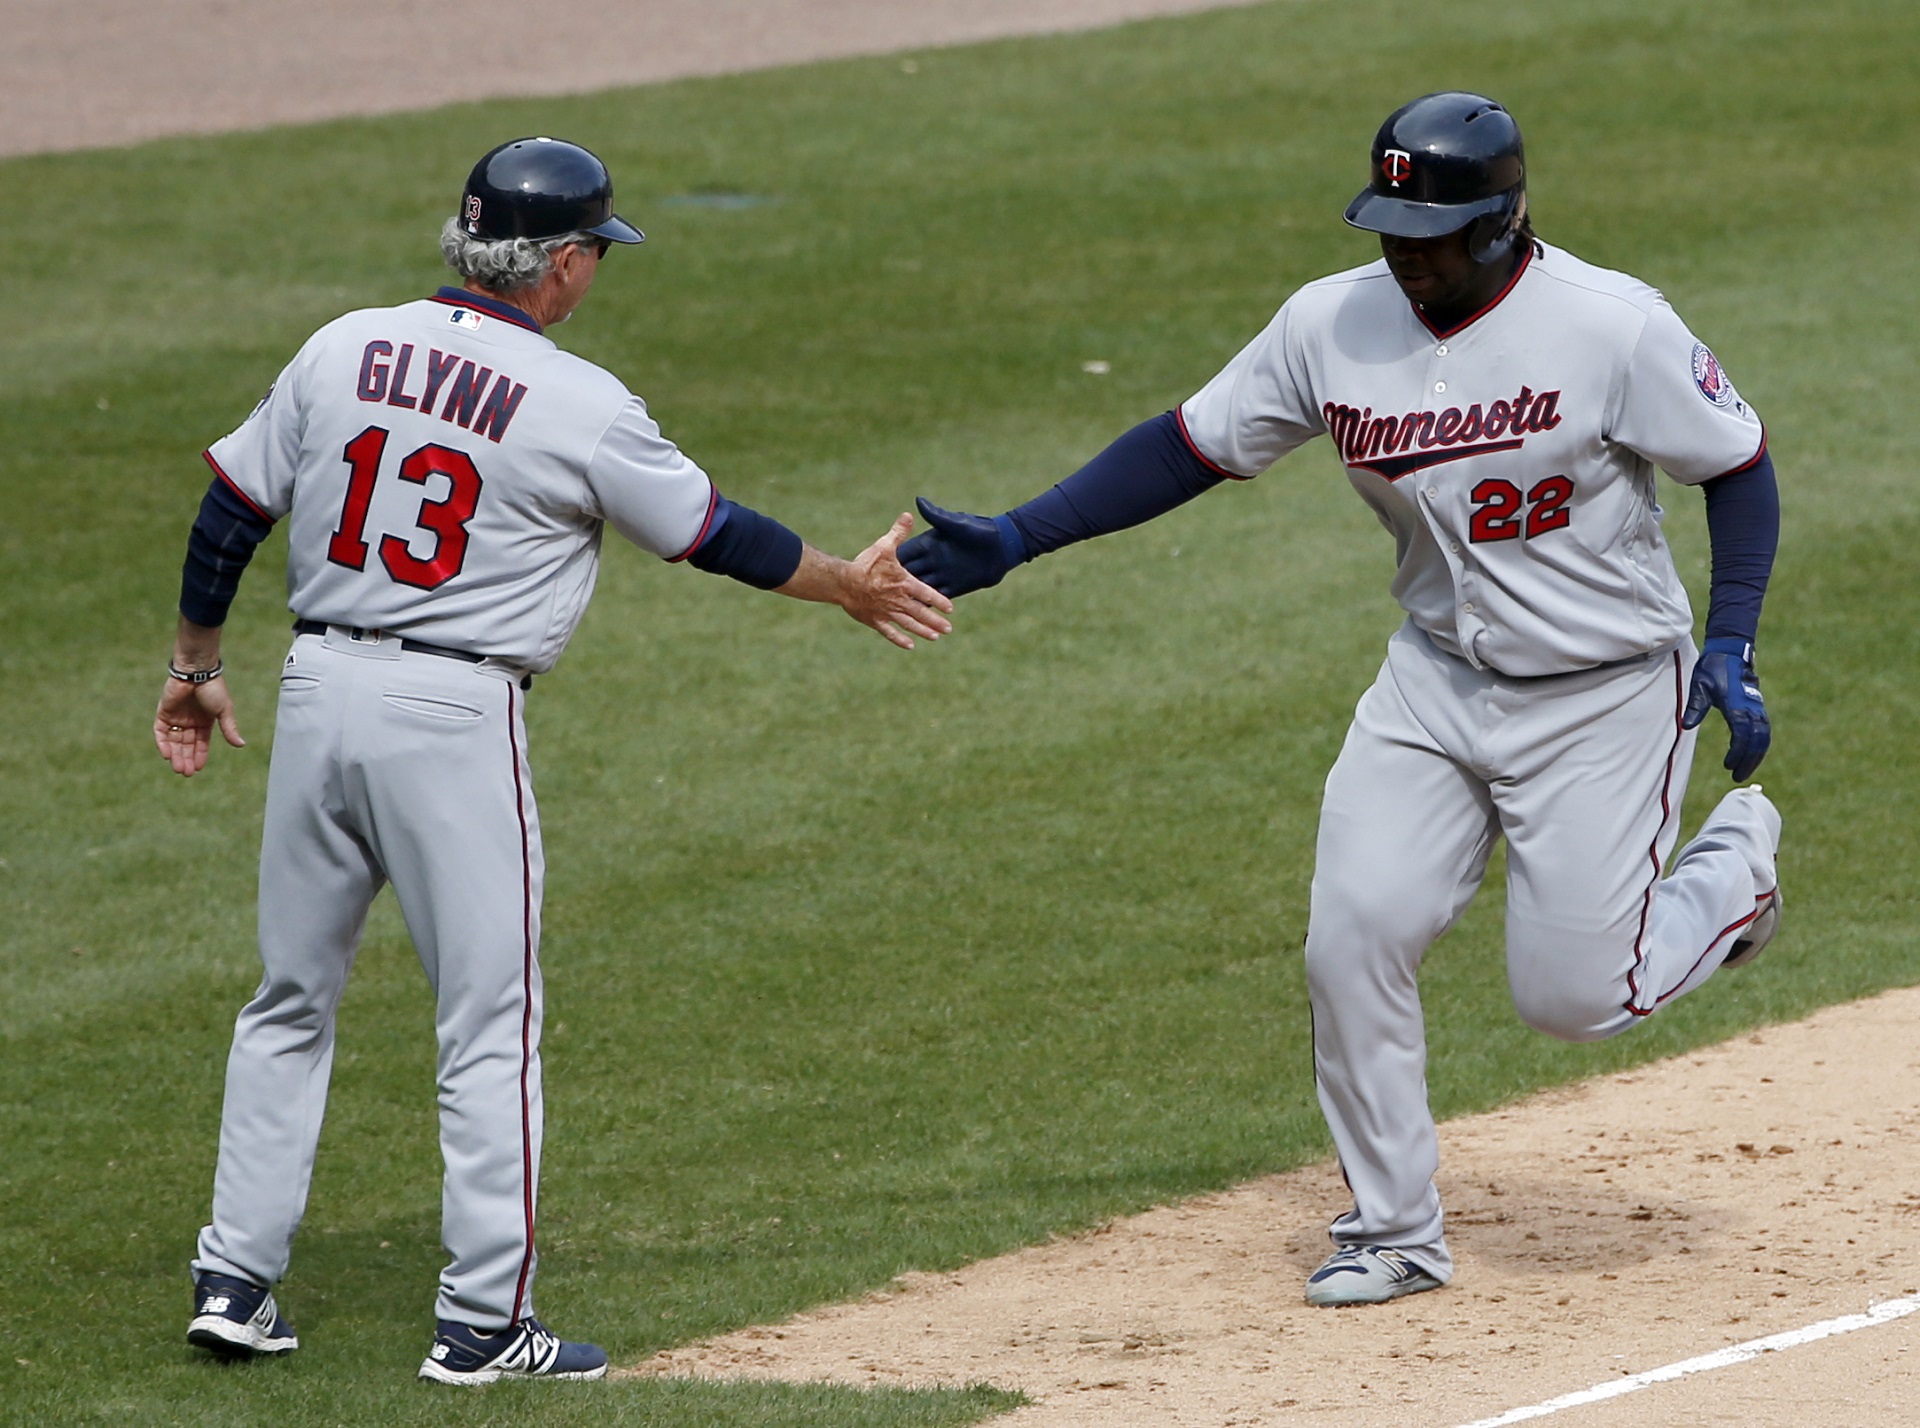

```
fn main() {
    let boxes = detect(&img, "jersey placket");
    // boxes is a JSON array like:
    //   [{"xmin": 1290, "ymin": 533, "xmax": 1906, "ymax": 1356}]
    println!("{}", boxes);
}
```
[{"xmin": 1412, "ymin": 329, "xmax": 1488, "ymax": 659}]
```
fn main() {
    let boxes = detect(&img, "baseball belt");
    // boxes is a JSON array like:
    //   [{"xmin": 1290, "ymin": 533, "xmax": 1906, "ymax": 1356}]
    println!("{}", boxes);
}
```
[
  {"xmin": 291, "ymin": 621, "xmax": 535, "ymax": 690},
  {"xmin": 292, "ymin": 619, "xmax": 486, "ymax": 664}
]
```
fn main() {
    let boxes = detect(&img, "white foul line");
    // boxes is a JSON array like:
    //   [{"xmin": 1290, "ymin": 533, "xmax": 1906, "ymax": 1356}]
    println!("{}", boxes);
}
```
[{"xmin": 1451, "ymin": 1295, "xmax": 1920, "ymax": 1428}]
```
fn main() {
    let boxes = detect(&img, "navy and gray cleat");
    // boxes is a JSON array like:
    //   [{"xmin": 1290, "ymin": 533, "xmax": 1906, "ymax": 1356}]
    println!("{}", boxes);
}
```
[
  {"xmin": 1723, "ymin": 885, "xmax": 1782, "ymax": 969},
  {"xmin": 1305, "ymin": 1245, "xmax": 1444, "ymax": 1307},
  {"xmin": 418, "ymin": 1317, "xmax": 609, "ymax": 1384},
  {"xmin": 187, "ymin": 1270, "xmax": 299, "ymax": 1357},
  {"xmin": 1721, "ymin": 784, "xmax": 1782, "ymax": 970}
]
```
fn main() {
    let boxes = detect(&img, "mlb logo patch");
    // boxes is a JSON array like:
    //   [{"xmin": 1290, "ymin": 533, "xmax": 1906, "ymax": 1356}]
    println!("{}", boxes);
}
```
[
  {"xmin": 447, "ymin": 308, "xmax": 484, "ymax": 331},
  {"xmin": 1692, "ymin": 342, "xmax": 1735, "ymax": 407}
]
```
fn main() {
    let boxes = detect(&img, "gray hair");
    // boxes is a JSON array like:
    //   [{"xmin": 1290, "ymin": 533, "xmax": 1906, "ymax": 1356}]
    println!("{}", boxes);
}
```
[{"xmin": 438, "ymin": 217, "xmax": 599, "ymax": 294}]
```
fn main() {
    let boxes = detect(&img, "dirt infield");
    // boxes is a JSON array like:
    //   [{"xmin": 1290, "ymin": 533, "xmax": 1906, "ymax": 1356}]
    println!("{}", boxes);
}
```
[
  {"xmin": 3, "ymin": 0, "xmax": 1258, "ymax": 158},
  {"xmin": 21, "ymin": 5, "xmax": 1919, "ymax": 1424},
  {"xmin": 638, "ymin": 988, "xmax": 1920, "ymax": 1425}
]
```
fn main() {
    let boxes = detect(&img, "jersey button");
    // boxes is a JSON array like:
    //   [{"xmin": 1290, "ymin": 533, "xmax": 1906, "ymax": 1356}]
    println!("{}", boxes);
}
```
[
  {"xmin": 1463, "ymin": 602, "xmax": 1476, "ymax": 614},
  {"xmin": 1434, "ymin": 381, "xmax": 1448, "ymax": 394},
  {"xmin": 1425, "ymin": 487, "xmax": 1438, "ymax": 499},
  {"xmin": 1450, "ymin": 540, "xmax": 1461, "ymax": 553},
  {"xmin": 1436, "ymin": 344, "xmax": 1449, "ymax": 356}
]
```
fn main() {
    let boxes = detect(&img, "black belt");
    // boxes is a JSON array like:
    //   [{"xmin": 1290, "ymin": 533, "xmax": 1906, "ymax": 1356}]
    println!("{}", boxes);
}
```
[{"xmin": 292, "ymin": 620, "xmax": 485, "ymax": 665}]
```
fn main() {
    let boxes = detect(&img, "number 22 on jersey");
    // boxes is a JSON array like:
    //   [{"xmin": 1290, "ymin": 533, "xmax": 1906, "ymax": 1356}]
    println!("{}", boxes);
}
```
[
  {"xmin": 327, "ymin": 425, "xmax": 484, "ymax": 589},
  {"xmin": 1469, "ymin": 474, "xmax": 1573, "ymax": 544}
]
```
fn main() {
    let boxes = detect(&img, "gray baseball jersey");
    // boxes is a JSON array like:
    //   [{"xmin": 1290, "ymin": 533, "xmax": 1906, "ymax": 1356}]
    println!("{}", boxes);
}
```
[
  {"xmin": 206, "ymin": 293, "xmax": 717, "ymax": 671},
  {"xmin": 1174, "ymin": 241, "xmax": 1779, "ymax": 1283},
  {"xmin": 1179, "ymin": 241, "xmax": 1765, "ymax": 675},
  {"xmin": 192, "ymin": 288, "xmax": 721, "ymax": 1330}
]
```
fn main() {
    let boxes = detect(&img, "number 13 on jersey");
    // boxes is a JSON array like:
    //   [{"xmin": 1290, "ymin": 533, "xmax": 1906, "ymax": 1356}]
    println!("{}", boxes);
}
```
[{"xmin": 327, "ymin": 425, "xmax": 484, "ymax": 590}]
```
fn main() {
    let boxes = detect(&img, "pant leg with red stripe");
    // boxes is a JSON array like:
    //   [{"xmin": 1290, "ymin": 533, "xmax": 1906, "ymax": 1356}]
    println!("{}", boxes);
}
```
[
  {"xmin": 1305, "ymin": 624, "xmax": 1779, "ymax": 1278},
  {"xmin": 1491, "ymin": 639, "xmax": 1778, "ymax": 1039},
  {"xmin": 195, "ymin": 632, "xmax": 545, "ymax": 1330}
]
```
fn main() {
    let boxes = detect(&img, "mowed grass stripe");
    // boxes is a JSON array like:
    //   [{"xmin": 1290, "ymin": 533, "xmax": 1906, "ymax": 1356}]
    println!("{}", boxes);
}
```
[{"xmin": 2, "ymin": 0, "xmax": 1917, "ymax": 1423}]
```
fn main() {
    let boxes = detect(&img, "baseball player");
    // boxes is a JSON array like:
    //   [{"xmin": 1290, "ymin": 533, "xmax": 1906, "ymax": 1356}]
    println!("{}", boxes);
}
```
[
  {"xmin": 156, "ymin": 136, "xmax": 953, "ymax": 1381},
  {"xmin": 899, "ymin": 93, "xmax": 1781, "ymax": 1307}
]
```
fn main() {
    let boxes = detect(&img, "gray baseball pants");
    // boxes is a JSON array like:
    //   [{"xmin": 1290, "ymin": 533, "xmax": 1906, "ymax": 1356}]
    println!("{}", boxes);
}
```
[
  {"xmin": 1306, "ymin": 622, "xmax": 1780, "ymax": 1282},
  {"xmin": 192, "ymin": 628, "xmax": 545, "ymax": 1328}
]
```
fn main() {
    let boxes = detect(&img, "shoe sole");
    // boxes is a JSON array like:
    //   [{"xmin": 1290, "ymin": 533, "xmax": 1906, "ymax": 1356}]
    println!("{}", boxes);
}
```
[
  {"xmin": 1306, "ymin": 1273, "xmax": 1443, "ymax": 1308},
  {"xmin": 188, "ymin": 1316, "xmax": 298, "ymax": 1357},
  {"xmin": 417, "ymin": 1359, "xmax": 608, "ymax": 1385}
]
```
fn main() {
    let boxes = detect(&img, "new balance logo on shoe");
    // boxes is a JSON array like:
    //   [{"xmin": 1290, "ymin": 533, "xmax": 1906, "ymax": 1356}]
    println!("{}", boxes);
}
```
[
  {"xmin": 186, "ymin": 1271, "xmax": 298, "ymax": 1358},
  {"xmin": 417, "ymin": 1317, "xmax": 608, "ymax": 1385}
]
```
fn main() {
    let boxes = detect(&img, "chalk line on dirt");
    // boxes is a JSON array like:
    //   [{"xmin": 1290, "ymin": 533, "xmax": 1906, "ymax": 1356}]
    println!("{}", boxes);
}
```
[
  {"xmin": 638, "ymin": 986, "xmax": 1920, "ymax": 1428},
  {"xmin": 1452, "ymin": 1294, "xmax": 1920, "ymax": 1427}
]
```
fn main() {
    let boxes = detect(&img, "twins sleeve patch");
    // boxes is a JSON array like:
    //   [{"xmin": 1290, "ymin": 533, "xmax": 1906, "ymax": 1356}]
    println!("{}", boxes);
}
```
[{"xmin": 1692, "ymin": 342, "xmax": 1736, "ymax": 407}]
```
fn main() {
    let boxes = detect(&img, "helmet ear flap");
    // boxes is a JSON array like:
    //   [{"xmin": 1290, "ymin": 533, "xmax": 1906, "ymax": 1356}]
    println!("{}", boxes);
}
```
[{"xmin": 1468, "ymin": 188, "xmax": 1526, "ymax": 264}]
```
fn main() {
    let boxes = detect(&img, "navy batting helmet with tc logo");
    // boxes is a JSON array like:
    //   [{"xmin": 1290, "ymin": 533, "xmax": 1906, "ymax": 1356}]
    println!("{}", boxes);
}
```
[
  {"xmin": 459, "ymin": 137, "xmax": 645, "ymax": 246},
  {"xmin": 1344, "ymin": 93, "xmax": 1527, "ymax": 263}
]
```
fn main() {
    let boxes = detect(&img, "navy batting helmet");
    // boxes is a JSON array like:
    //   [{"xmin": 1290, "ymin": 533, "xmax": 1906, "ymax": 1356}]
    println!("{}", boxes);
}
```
[
  {"xmin": 1343, "ymin": 93, "xmax": 1526, "ymax": 263},
  {"xmin": 459, "ymin": 137, "xmax": 644, "ymax": 245}
]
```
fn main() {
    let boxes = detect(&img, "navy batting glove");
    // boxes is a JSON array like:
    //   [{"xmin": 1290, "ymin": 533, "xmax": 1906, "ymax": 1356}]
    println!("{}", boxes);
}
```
[
  {"xmin": 1682, "ymin": 636, "xmax": 1771, "ymax": 782},
  {"xmin": 898, "ymin": 497, "xmax": 1030, "ymax": 598}
]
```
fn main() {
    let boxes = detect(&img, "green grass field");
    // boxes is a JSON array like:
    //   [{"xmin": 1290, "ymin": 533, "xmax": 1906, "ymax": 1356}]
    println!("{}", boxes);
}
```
[{"xmin": 3, "ymin": 0, "xmax": 1917, "ymax": 1422}]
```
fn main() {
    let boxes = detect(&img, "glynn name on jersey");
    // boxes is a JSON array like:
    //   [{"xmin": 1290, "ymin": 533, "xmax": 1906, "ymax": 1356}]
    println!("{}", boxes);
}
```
[
  {"xmin": 204, "ymin": 295, "xmax": 718, "ymax": 672},
  {"xmin": 353, "ymin": 339, "xmax": 530, "ymax": 445}
]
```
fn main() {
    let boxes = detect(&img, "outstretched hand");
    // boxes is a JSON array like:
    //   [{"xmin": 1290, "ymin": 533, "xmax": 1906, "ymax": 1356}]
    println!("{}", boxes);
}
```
[
  {"xmin": 1681, "ymin": 637, "xmax": 1770, "ymax": 782},
  {"xmin": 154, "ymin": 675, "xmax": 245, "ymax": 778},
  {"xmin": 897, "ymin": 497, "xmax": 1027, "ymax": 598},
  {"xmin": 838, "ymin": 512, "xmax": 956, "ymax": 649}
]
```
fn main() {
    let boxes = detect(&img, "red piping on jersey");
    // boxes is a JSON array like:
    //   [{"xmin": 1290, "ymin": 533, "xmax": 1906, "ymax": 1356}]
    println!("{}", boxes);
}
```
[
  {"xmin": 1707, "ymin": 427, "xmax": 1769, "ymax": 481},
  {"xmin": 1624, "ymin": 649, "xmax": 1688, "ymax": 1018},
  {"xmin": 1408, "ymin": 242, "xmax": 1535, "ymax": 341},
  {"xmin": 428, "ymin": 288, "xmax": 543, "ymax": 334},
  {"xmin": 1174, "ymin": 405, "xmax": 1250, "ymax": 481},
  {"xmin": 668, "ymin": 484, "xmax": 723, "ymax": 563},
  {"xmin": 201, "ymin": 451, "xmax": 275, "ymax": 523},
  {"xmin": 507, "ymin": 681, "xmax": 539, "ymax": 1322}
]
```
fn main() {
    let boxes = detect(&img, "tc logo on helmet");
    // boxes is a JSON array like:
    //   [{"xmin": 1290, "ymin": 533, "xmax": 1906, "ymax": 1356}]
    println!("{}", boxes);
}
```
[{"xmin": 1383, "ymin": 149, "xmax": 1413, "ymax": 186}]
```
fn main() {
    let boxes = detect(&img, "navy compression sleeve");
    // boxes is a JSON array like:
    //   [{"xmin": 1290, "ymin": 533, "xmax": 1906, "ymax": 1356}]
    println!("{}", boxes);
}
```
[
  {"xmin": 1004, "ymin": 410, "xmax": 1226, "ymax": 558},
  {"xmin": 1701, "ymin": 449, "xmax": 1779, "ymax": 644},
  {"xmin": 686, "ymin": 497, "xmax": 806, "ymax": 590},
  {"xmin": 180, "ymin": 477, "xmax": 274, "ymax": 627}
]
